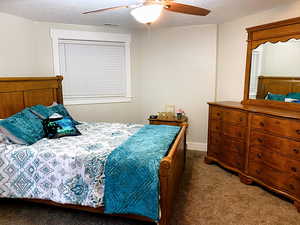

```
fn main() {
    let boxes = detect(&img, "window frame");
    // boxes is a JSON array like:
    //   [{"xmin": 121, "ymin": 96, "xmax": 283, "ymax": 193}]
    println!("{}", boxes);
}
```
[{"xmin": 51, "ymin": 29, "xmax": 132, "ymax": 105}]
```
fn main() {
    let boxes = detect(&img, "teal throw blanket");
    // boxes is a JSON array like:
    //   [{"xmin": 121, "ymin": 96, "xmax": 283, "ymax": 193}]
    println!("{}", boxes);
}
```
[{"xmin": 104, "ymin": 125, "xmax": 181, "ymax": 221}]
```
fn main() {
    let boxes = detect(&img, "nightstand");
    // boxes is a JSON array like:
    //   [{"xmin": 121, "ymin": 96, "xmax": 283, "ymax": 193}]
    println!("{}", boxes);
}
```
[{"xmin": 148, "ymin": 115, "xmax": 188, "ymax": 127}]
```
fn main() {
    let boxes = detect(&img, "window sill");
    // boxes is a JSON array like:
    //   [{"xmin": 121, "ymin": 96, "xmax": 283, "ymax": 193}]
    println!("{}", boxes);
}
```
[{"xmin": 64, "ymin": 96, "xmax": 132, "ymax": 105}]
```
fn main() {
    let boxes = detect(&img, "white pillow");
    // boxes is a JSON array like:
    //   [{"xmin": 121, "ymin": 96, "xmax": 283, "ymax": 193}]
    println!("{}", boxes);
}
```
[
  {"xmin": 48, "ymin": 102, "xmax": 58, "ymax": 107},
  {"xmin": 285, "ymin": 98, "xmax": 299, "ymax": 103}
]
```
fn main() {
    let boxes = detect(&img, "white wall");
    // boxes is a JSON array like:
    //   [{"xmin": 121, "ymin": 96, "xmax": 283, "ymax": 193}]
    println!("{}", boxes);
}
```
[
  {"xmin": 0, "ymin": 13, "xmax": 36, "ymax": 76},
  {"xmin": 217, "ymin": 0, "xmax": 300, "ymax": 101},
  {"xmin": 32, "ymin": 21, "xmax": 140, "ymax": 124},
  {"xmin": 0, "ymin": 15, "xmax": 140, "ymax": 124},
  {"xmin": 261, "ymin": 41, "xmax": 300, "ymax": 77},
  {"xmin": 0, "ymin": 13, "xmax": 218, "ymax": 146},
  {"xmin": 5, "ymin": 0, "xmax": 300, "ymax": 147},
  {"xmin": 135, "ymin": 25, "xmax": 218, "ymax": 144}
]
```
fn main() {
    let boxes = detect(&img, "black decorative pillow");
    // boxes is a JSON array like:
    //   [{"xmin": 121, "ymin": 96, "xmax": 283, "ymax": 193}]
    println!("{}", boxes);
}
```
[{"xmin": 43, "ymin": 115, "xmax": 81, "ymax": 139}]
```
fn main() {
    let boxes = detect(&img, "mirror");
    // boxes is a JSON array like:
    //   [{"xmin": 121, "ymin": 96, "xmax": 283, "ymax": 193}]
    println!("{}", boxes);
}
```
[{"xmin": 249, "ymin": 39, "xmax": 300, "ymax": 103}]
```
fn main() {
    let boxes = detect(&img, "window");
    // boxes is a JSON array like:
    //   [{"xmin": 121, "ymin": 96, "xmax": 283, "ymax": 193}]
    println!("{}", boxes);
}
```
[{"xmin": 51, "ymin": 29, "xmax": 131, "ymax": 105}]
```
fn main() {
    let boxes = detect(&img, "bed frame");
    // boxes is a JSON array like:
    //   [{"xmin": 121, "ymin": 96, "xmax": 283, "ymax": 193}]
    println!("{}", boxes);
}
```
[
  {"xmin": 0, "ymin": 76, "xmax": 187, "ymax": 225},
  {"xmin": 256, "ymin": 76, "xmax": 300, "ymax": 99}
]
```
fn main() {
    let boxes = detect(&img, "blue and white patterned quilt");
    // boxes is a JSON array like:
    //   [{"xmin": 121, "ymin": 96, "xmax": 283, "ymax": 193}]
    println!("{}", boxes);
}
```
[{"xmin": 0, "ymin": 122, "xmax": 143, "ymax": 207}]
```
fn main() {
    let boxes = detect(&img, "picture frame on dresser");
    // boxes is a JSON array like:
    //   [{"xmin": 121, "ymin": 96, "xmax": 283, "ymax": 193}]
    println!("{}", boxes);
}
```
[{"xmin": 205, "ymin": 16, "xmax": 300, "ymax": 213}]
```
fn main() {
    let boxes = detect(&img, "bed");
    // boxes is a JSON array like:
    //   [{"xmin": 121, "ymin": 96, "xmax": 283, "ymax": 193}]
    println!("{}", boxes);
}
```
[
  {"xmin": 0, "ymin": 76, "xmax": 187, "ymax": 225},
  {"xmin": 256, "ymin": 76, "xmax": 300, "ymax": 99}
]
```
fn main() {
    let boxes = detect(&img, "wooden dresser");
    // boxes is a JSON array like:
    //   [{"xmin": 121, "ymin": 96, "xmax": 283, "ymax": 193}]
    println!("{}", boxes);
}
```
[{"xmin": 205, "ymin": 101, "xmax": 300, "ymax": 211}]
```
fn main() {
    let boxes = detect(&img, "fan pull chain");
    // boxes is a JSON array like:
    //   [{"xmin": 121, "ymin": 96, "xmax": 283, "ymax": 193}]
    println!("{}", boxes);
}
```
[{"xmin": 147, "ymin": 23, "xmax": 152, "ymax": 41}]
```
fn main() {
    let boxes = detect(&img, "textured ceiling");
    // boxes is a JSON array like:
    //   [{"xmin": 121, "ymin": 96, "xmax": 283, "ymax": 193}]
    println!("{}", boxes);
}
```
[{"xmin": 0, "ymin": 0, "xmax": 296, "ymax": 29}]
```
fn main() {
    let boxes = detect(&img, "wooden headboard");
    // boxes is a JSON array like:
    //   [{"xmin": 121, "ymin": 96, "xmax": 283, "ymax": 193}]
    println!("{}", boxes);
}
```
[
  {"xmin": 0, "ymin": 76, "xmax": 63, "ymax": 118},
  {"xmin": 256, "ymin": 76, "xmax": 300, "ymax": 99}
]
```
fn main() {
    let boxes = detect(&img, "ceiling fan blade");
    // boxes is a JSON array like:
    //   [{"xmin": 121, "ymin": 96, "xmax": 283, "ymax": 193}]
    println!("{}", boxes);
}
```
[
  {"xmin": 82, "ymin": 5, "xmax": 130, "ymax": 14},
  {"xmin": 164, "ymin": 2, "xmax": 210, "ymax": 16}
]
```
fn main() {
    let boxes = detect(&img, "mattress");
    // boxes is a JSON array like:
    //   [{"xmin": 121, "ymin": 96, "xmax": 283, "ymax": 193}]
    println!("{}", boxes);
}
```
[{"xmin": 0, "ymin": 122, "xmax": 143, "ymax": 207}]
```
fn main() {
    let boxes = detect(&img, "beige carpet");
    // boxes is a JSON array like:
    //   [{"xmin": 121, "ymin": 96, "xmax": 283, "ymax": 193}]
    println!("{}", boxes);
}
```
[{"xmin": 1, "ymin": 151, "xmax": 300, "ymax": 225}]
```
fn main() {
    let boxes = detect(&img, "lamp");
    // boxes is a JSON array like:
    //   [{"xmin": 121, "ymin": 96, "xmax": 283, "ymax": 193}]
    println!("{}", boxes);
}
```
[{"xmin": 130, "ymin": 4, "xmax": 164, "ymax": 24}]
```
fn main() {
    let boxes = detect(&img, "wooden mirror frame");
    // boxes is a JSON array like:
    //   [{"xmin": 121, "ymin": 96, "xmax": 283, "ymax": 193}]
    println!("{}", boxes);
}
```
[{"xmin": 242, "ymin": 16, "xmax": 300, "ymax": 111}]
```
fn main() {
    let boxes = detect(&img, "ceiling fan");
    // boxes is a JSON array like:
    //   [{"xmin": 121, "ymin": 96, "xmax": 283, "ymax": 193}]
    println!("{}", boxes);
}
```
[{"xmin": 82, "ymin": 0, "xmax": 211, "ymax": 24}]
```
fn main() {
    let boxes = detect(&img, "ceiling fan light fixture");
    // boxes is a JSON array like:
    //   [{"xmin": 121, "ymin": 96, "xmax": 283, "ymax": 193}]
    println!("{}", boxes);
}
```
[{"xmin": 130, "ymin": 4, "xmax": 164, "ymax": 24}]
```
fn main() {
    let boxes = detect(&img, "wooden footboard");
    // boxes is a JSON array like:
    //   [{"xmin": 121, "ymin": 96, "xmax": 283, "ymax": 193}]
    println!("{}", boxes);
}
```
[{"xmin": 159, "ymin": 123, "xmax": 187, "ymax": 225}]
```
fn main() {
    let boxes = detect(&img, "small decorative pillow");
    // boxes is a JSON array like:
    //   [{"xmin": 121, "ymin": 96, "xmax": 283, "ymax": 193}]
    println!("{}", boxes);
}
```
[
  {"xmin": 43, "ymin": 116, "xmax": 81, "ymax": 139},
  {"xmin": 30, "ymin": 104, "xmax": 80, "ymax": 125},
  {"xmin": 0, "ymin": 108, "xmax": 45, "ymax": 145}
]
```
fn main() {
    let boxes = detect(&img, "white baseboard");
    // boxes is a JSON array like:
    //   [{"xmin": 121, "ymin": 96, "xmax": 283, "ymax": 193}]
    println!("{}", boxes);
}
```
[{"xmin": 187, "ymin": 142, "xmax": 207, "ymax": 152}]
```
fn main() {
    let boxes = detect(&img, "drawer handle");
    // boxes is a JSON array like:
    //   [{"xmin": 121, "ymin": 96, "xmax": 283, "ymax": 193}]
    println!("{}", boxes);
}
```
[
  {"xmin": 239, "ymin": 117, "xmax": 243, "ymax": 122},
  {"xmin": 256, "ymin": 169, "xmax": 261, "ymax": 174},
  {"xmin": 291, "ymin": 167, "xmax": 298, "ymax": 172},
  {"xmin": 289, "ymin": 184, "xmax": 295, "ymax": 190},
  {"xmin": 259, "ymin": 122, "xmax": 265, "ymax": 127},
  {"xmin": 257, "ymin": 153, "xmax": 262, "ymax": 159},
  {"xmin": 217, "ymin": 112, "xmax": 221, "ymax": 116},
  {"xmin": 294, "ymin": 149, "xmax": 300, "ymax": 154},
  {"xmin": 296, "ymin": 130, "xmax": 300, "ymax": 135},
  {"xmin": 257, "ymin": 138, "xmax": 263, "ymax": 143}
]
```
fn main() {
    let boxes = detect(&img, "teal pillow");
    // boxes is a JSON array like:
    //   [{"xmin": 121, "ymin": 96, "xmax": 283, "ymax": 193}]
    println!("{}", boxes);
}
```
[
  {"xmin": 0, "ymin": 108, "xmax": 45, "ymax": 145},
  {"xmin": 30, "ymin": 105, "xmax": 50, "ymax": 119},
  {"xmin": 265, "ymin": 93, "xmax": 286, "ymax": 102},
  {"xmin": 30, "ymin": 104, "xmax": 79, "ymax": 125},
  {"xmin": 287, "ymin": 92, "xmax": 300, "ymax": 99}
]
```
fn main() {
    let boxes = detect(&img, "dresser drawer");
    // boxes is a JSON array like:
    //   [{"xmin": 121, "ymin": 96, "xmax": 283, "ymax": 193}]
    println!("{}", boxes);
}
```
[
  {"xmin": 211, "ymin": 106, "xmax": 223, "ymax": 120},
  {"xmin": 223, "ymin": 123, "xmax": 246, "ymax": 139},
  {"xmin": 248, "ymin": 161, "xmax": 287, "ymax": 189},
  {"xmin": 207, "ymin": 144, "xmax": 220, "ymax": 159},
  {"xmin": 249, "ymin": 160, "xmax": 300, "ymax": 197},
  {"xmin": 250, "ymin": 131, "xmax": 300, "ymax": 161},
  {"xmin": 223, "ymin": 109, "xmax": 247, "ymax": 126},
  {"xmin": 249, "ymin": 147, "xmax": 300, "ymax": 177},
  {"xmin": 219, "ymin": 149, "xmax": 242, "ymax": 170},
  {"xmin": 283, "ymin": 176, "xmax": 300, "ymax": 197},
  {"xmin": 210, "ymin": 120, "xmax": 222, "ymax": 132},
  {"xmin": 223, "ymin": 138, "xmax": 245, "ymax": 155},
  {"xmin": 209, "ymin": 131, "xmax": 222, "ymax": 146},
  {"xmin": 252, "ymin": 114, "xmax": 300, "ymax": 140}
]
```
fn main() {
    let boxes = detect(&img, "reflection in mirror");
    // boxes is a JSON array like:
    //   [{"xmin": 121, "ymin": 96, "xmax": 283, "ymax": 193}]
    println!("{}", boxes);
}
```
[{"xmin": 249, "ymin": 39, "xmax": 300, "ymax": 103}]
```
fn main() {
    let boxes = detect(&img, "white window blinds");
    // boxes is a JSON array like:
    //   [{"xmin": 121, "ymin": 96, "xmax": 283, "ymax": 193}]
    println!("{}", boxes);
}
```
[{"xmin": 58, "ymin": 40, "xmax": 127, "ymax": 99}]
